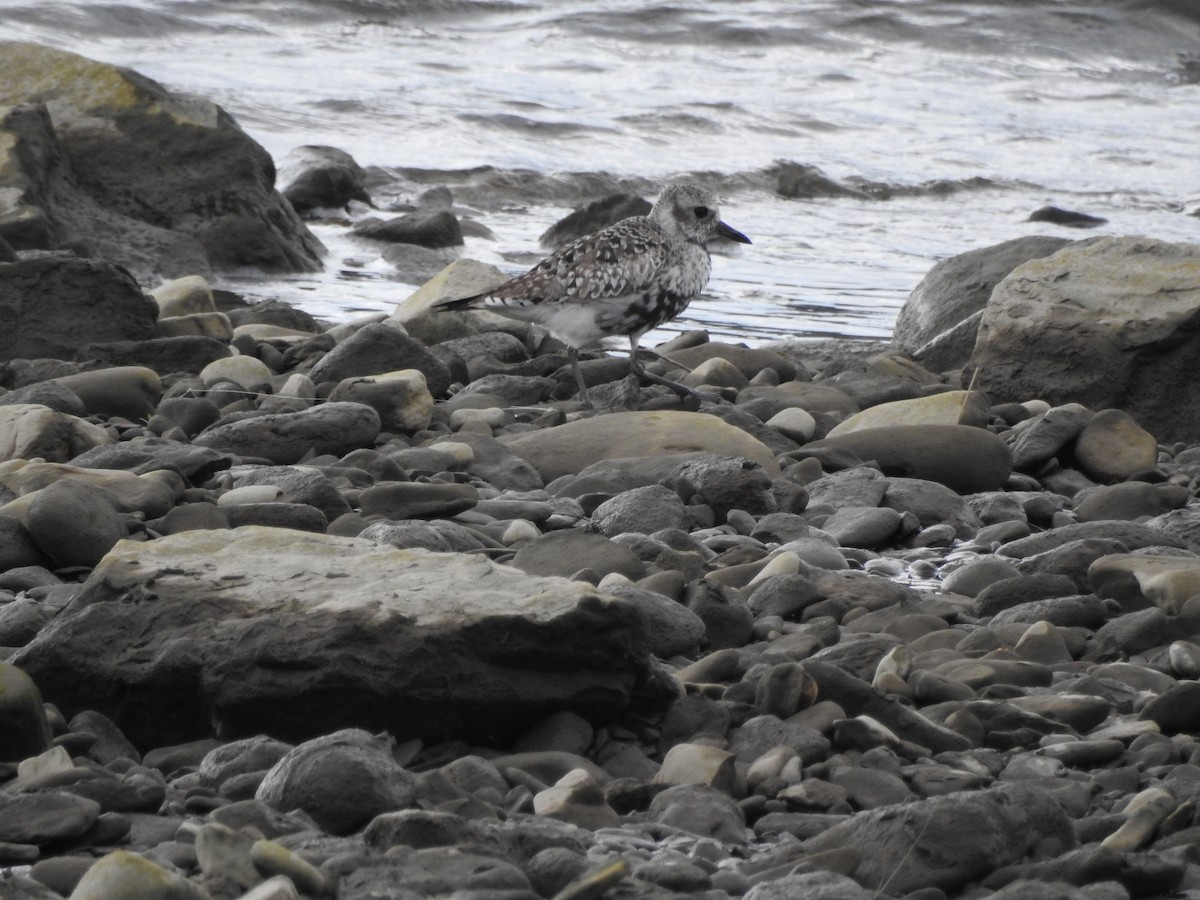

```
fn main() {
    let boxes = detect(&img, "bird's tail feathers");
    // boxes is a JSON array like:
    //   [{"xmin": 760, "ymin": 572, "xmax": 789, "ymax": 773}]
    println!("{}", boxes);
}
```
[{"xmin": 436, "ymin": 293, "xmax": 484, "ymax": 312}]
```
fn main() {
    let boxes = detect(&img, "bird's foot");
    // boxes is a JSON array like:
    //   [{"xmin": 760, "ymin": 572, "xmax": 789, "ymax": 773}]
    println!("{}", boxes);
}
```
[{"xmin": 635, "ymin": 366, "xmax": 719, "ymax": 405}]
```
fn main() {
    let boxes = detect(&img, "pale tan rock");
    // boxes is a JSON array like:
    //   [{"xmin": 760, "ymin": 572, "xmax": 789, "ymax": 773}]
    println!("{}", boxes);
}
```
[
  {"xmin": 827, "ymin": 390, "xmax": 989, "ymax": 437},
  {"xmin": 156, "ymin": 311, "xmax": 234, "ymax": 341},
  {"xmin": 0, "ymin": 459, "xmax": 178, "ymax": 520},
  {"xmin": 1101, "ymin": 787, "xmax": 1177, "ymax": 851},
  {"xmin": 499, "ymin": 410, "xmax": 780, "ymax": 482},
  {"xmin": 199, "ymin": 355, "xmax": 274, "ymax": 391},
  {"xmin": 765, "ymin": 407, "xmax": 816, "ymax": 442},
  {"xmin": 1073, "ymin": 408, "xmax": 1157, "ymax": 482},
  {"xmin": 1089, "ymin": 553, "xmax": 1200, "ymax": 614},
  {"xmin": 1013, "ymin": 620, "xmax": 1073, "ymax": 665},
  {"xmin": 681, "ymin": 357, "xmax": 750, "ymax": 390},
  {"xmin": 0, "ymin": 405, "xmax": 112, "ymax": 464},
  {"xmin": 68, "ymin": 849, "xmax": 211, "ymax": 900},
  {"xmin": 327, "ymin": 369, "xmax": 433, "ymax": 433},
  {"xmin": 151, "ymin": 275, "xmax": 216, "ymax": 317},
  {"xmin": 532, "ymin": 768, "xmax": 621, "ymax": 830},
  {"xmin": 654, "ymin": 742, "xmax": 740, "ymax": 796}
]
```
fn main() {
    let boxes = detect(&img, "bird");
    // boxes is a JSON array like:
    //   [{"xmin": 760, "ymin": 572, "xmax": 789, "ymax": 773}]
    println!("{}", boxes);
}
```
[{"xmin": 439, "ymin": 183, "xmax": 751, "ymax": 408}]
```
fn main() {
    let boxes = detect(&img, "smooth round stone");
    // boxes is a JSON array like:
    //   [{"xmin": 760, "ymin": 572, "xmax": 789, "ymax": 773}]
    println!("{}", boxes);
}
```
[
  {"xmin": 754, "ymin": 662, "xmax": 818, "ymax": 719},
  {"xmin": 828, "ymin": 766, "xmax": 911, "ymax": 809},
  {"xmin": 1100, "ymin": 787, "xmax": 1176, "ymax": 851},
  {"xmin": 509, "ymin": 529, "xmax": 645, "ymax": 581},
  {"xmin": 1168, "ymin": 640, "xmax": 1200, "ymax": 679},
  {"xmin": 591, "ymin": 484, "xmax": 691, "ymax": 538},
  {"xmin": 1013, "ymin": 620, "xmax": 1073, "ymax": 665},
  {"xmin": 501, "ymin": 519, "xmax": 541, "ymax": 545},
  {"xmin": 1076, "ymin": 481, "xmax": 1185, "ymax": 523},
  {"xmin": 450, "ymin": 407, "xmax": 507, "ymax": 431},
  {"xmin": 0, "ymin": 661, "xmax": 53, "ymax": 762},
  {"xmin": 67, "ymin": 849, "xmax": 210, "ymax": 900},
  {"xmin": 194, "ymin": 402, "xmax": 382, "ymax": 465},
  {"xmin": 1088, "ymin": 554, "xmax": 1200, "ymax": 614},
  {"xmin": 681, "ymin": 356, "xmax": 750, "ymax": 390},
  {"xmin": 26, "ymin": 479, "xmax": 126, "ymax": 568},
  {"xmin": 818, "ymin": 506, "xmax": 903, "ymax": 549},
  {"xmin": 217, "ymin": 485, "xmax": 283, "ymax": 507},
  {"xmin": 0, "ymin": 404, "xmax": 112, "ymax": 464},
  {"xmin": 533, "ymin": 768, "xmax": 622, "ymax": 829},
  {"xmin": 327, "ymin": 370, "xmax": 433, "ymax": 433},
  {"xmin": 359, "ymin": 481, "xmax": 477, "ymax": 519},
  {"xmin": 200, "ymin": 737, "xmax": 293, "ymax": 788},
  {"xmin": 50, "ymin": 366, "xmax": 162, "ymax": 420},
  {"xmin": 223, "ymin": 502, "xmax": 328, "ymax": 533},
  {"xmin": 1008, "ymin": 694, "xmax": 1113, "ymax": 733},
  {"xmin": 909, "ymin": 670, "xmax": 976, "ymax": 704},
  {"xmin": 199, "ymin": 355, "xmax": 274, "ymax": 392},
  {"xmin": 499, "ymin": 410, "xmax": 780, "ymax": 483},
  {"xmin": 151, "ymin": 274, "xmax": 215, "ymax": 317},
  {"xmin": 1139, "ymin": 681, "xmax": 1200, "ymax": 735},
  {"xmin": 941, "ymin": 557, "xmax": 1022, "ymax": 597},
  {"xmin": 1039, "ymin": 739, "xmax": 1126, "ymax": 767},
  {"xmin": 803, "ymin": 425, "xmax": 1012, "ymax": 494},
  {"xmin": 156, "ymin": 311, "xmax": 233, "ymax": 341},
  {"xmin": 277, "ymin": 373, "xmax": 317, "ymax": 400},
  {"xmin": 256, "ymin": 729, "xmax": 416, "ymax": 836},
  {"xmin": 974, "ymin": 573, "xmax": 1079, "ymax": 617},
  {"xmin": 648, "ymin": 783, "xmax": 747, "ymax": 845},
  {"xmin": 827, "ymin": 390, "xmax": 989, "ymax": 437},
  {"xmin": 1074, "ymin": 408, "xmax": 1158, "ymax": 483},
  {"xmin": 766, "ymin": 407, "xmax": 816, "ymax": 442},
  {"xmin": 0, "ymin": 790, "xmax": 100, "ymax": 844},
  {"xmin": 250, "ymin": 840, "xmax": 333, "ymax": 898}
]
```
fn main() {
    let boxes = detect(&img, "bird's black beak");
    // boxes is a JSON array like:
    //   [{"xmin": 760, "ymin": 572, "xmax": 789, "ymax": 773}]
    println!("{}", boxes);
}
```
[{"xmin": 717, "ymin": 221, "xmax": 751, "ymax": 244}]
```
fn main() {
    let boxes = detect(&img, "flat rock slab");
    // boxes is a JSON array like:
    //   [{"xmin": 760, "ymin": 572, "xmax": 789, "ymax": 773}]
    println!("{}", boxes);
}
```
[{"xmin": 13, "ymin": 526, "xmax": 651, "ymax": 749}]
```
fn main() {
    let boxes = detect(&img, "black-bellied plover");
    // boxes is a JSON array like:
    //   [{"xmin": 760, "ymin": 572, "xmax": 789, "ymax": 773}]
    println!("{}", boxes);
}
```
[{"xmin": 441, "ymin": 183, "xmax": 751, "ymax": 408}]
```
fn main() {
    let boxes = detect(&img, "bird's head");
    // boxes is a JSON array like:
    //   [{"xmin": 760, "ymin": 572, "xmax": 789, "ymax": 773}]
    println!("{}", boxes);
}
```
[{"xmin": 651, "ymin": 183, "xmax": 752, "ymax": 246}]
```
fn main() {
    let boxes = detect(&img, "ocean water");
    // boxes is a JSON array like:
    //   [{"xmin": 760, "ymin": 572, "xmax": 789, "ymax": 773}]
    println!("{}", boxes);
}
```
[{"xmin": 4, "ymin": 0, "xmax": 1199, "ymax": 346}]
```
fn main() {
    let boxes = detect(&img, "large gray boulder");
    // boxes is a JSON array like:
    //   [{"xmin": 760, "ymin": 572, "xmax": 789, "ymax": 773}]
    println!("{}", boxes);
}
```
[
  {"xmin": 0, "ymin": 256, "xmax": 158, "ymax": 362},
  {"xmin": 969, "ymin": 237, "xmax": 1200, "ymax": 442},
  {"xmin": 0, "ymin": 42, "xmax": 324, "ymax": 280},
  {"xmin": 11, "ymin": 527, "xmax": 653, "ymax": 749},
  {"xmin": 893, "ymin": 235, "xmax": 1071, "ymax": 371}
]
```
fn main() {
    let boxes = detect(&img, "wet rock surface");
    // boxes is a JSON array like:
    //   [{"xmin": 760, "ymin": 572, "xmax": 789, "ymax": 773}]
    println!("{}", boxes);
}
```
[{"xmin": 3, "ymin": 126, "xmax": 1200, "ymax": 899}]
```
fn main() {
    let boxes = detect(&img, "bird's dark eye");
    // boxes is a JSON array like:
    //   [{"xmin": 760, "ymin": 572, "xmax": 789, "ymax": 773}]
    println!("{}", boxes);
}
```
[{"xmin": 693, "ymin": 206, "xmax": 709, "ymax": 219}]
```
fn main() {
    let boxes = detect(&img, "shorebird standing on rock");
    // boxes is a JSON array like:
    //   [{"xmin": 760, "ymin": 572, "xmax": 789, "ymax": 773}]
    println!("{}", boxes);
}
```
[{"xmin": 440, "ymin": 183, "xmax": 751, "ymax": 408}]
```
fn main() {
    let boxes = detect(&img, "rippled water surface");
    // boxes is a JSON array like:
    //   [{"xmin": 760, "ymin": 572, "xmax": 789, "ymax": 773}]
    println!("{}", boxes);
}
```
[{"xmin": 5, "ymin": 0, "xmax": 1199, "ymax": 344}]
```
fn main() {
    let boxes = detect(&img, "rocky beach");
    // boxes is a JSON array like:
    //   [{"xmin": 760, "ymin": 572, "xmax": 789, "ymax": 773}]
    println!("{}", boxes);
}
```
[{"xmin": 5, "ymin": 38, "xmax": 1200, "ymax": 900}]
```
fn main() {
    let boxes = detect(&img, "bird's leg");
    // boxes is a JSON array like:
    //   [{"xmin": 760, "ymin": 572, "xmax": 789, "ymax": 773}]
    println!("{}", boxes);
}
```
[
  {"xmin": 568, "ymin": 346, "xmax": 595, "ymax": 410},
  {"xmin": 627, "ymin": 336, "xmax": 718, "ymax": 404}
]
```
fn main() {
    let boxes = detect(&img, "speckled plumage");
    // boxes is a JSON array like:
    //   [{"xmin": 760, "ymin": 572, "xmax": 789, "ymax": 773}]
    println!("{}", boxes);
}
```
[{"xmin": 443, "ymin": 183, "xmax": 750, "ymax": 406}]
